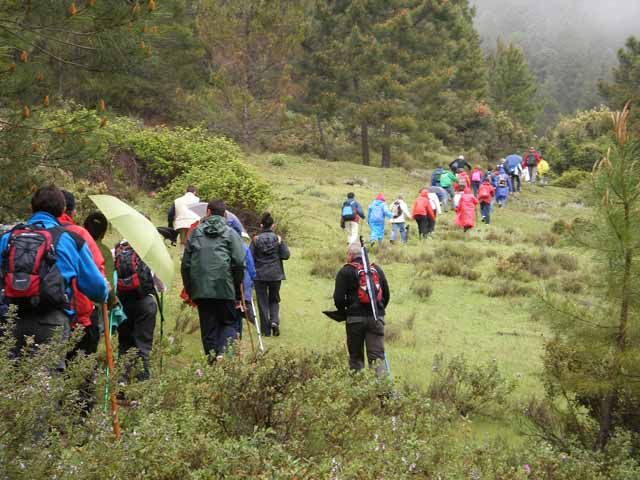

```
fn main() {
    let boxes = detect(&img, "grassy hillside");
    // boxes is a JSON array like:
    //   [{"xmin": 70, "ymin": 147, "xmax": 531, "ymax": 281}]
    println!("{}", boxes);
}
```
[{"xmin": 145, "ymin": 153, "xmax": 585, "ymax": 406}]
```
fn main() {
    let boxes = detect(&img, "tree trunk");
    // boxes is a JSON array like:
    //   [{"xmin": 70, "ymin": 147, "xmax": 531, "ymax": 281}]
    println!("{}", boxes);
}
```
[
  {"xmin": 381, "ymin": 122, "xmax": 392, "ymax": 168},
  {"xmin": 361, "ymin": 122, "xmax": 370, "ymax": 166},
  {"xmin": 316, "ymin": 115, "xmax": 329, "ymax": 159}
]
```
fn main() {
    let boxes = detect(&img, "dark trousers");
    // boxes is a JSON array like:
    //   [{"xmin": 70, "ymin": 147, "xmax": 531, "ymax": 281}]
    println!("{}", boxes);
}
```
[
  {"xmin": 118, "ymin": 295, "xmax": 157, "ymax": 381},
  {"xmin": 471, "ymin": 181, "xmax": 480, "ymax": 197},
  {"xmin": 346, "ymin": 316, "xmax": 385, "ymax": 376},
  {"xmin": 254, "ymin": 280, "xmax": 281, "ymax": 336},
  {"xmin": 12, "ymin": 309, "xmax": 70, "ymax": 371},
  {"xmin": 414, "ymin": 215, "xmax": 433, "ymax": 238},
  {"xmin": 510, "ymin": 174, "xmax": 520, "ymax": 192},
  {"xmin": 480, "ymin": 202, "xmax": 491, "ymax": 224},
  {"xmin": 67, "ymin": 313, "xmax": 100, "ymax": 414},
  {"xmin": 196, "ymin": 299, "xmax": 239, "ymax": 358}
]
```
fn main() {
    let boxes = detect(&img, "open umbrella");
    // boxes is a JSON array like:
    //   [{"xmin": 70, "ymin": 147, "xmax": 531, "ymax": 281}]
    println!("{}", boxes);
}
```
[
  {"xmin": 505, "ymin": 154, "xmax": 522, "ymax": 172},
  {"xmin": 90, "ymin": 195, "xmax": 174, "ymax": 287}
]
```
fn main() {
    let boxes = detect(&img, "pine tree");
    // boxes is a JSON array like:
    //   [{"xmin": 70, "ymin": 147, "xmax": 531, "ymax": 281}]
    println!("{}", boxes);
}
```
[
  {"xmin": 195, "ymin": 0, "xmax": 306, "ymax": 147},
  {"xmin": 488, "ymin": 40, "xmax": 540, "ymax": 127},
  {"xmin": 538, "ymin": 104, "xmax": 640, "ymax": 450},
  {"xmin": 599, "ymin": 37, "xmax": 640, "ymax": 128}
]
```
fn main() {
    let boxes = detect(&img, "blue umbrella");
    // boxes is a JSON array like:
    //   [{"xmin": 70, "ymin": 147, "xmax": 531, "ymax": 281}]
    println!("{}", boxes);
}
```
[{"xmin": 505, "ymin": 154, "xmax": 522, "ymax": 172}]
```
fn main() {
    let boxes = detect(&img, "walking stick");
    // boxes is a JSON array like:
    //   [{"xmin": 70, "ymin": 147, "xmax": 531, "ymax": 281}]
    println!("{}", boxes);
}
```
[
  {"xmin": 158, "ymin": 291, "xmax": 165, "ymax": 373},
  {"xmin": 251, "ymin": 294, "xmax": 265, "ymax": 352},
  {"xmin": 102, "ymin": 303, "xmax": 121, "ymax": 440},
  {"xmin": 239, "ymin": 285, "xmax": 256, "ymax": 357}
]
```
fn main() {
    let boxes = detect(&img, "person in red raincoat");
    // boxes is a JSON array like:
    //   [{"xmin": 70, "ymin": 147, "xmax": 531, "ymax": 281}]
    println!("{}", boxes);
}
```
[{"xmin": 455, "ymin": 187, "xmax": 478, "ymax": 232}]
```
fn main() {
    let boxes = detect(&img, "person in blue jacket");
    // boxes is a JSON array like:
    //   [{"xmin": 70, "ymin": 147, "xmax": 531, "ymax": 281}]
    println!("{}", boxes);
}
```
[
  {"xmin": 431, "ymin": 166, "xmax": 444, "ymax": 187},
  {"xmin": 0, "ymin": 186, "xmax": 108, "ymax": 366},
  {"xmin": 367, "ymin": 193, "xmax": 393, "ymax": 245},
  {"xmin": 229, "ymin": 221, "xmax": 256, "ymax": 337},
  {"xmin": 492, "ymin": 166, "xmax": 512, "ymax": 208}
]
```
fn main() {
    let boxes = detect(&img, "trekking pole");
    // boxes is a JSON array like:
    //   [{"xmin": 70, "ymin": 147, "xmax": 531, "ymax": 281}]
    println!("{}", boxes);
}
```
[
  {"xmin": 102, "ymin": 303, "xmax": 121, "ymax": 440},
  {"xmin": 159, "ymin": 291, "xmax": 165, "ymax": 373},
  {"xmin": 251, "ymin": 294, "xmax": 265, "ymax": 352},
  {"xmin": 358, "ymin": 236, "xmax": 391, "ymax": 377},
  {"xmin": 239, "ymin": 285, "xmax": 256, "ymax": 357}
]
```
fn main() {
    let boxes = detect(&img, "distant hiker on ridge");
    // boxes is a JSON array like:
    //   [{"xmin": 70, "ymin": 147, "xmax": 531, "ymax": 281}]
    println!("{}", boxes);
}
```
[
  {"xmin": 340, "ymin": 192, "xmax": 366, "ymax": 245},
  {"xmin": 367, "ymin": 194, "xmax": 392, "ymax": 245},
  {"xmin": 449, "ymin": 155, "xmax": 471, "ymax": 173}
]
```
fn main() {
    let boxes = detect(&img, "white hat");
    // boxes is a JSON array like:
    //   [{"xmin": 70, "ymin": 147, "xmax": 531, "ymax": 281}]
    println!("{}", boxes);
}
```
[{"xmin": 458, "ymin": 155, "xmax": 464, "ymax": 160}]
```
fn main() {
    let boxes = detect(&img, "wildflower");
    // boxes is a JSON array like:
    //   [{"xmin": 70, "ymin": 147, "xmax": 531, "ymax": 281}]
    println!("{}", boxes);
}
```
[{"xmin": 524, "ymin": 464, "xmax": 531, "ymax": 475}]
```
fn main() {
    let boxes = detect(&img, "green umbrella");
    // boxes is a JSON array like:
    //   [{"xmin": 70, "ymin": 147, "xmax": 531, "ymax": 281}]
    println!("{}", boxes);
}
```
[{"xmin": 89, "ymin": 195, "xmax": 175, "ymax": 288}]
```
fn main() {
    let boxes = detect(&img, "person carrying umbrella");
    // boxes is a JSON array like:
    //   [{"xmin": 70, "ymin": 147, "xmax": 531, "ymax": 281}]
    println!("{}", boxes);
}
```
[
  {"xmin": 505, "ymin": 155, "xmax": 523, "ymax": 193},
  {"xmin": 168, "ymin": 186, "xmax": 201, "ymax": 255},
  {"xmin": 181, "ymin": 200, "xmax": 245, "ymax": 362}
]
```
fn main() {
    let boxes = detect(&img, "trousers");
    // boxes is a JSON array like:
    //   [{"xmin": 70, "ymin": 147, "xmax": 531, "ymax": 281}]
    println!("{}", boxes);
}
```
[
  {"xmin": 346, "ymin": 316, "xmax": 386, "ymax": 376},
  {"xmin": 254, "ymin": 280, "xmax": 281, "ymax": 336},
  {"xmin": 196, "ymin": 299, "xmax": 240, "ymax": 358},
  {"xmin": 119, "ymin": 295, "xmax": 157, "ymax": 381}
]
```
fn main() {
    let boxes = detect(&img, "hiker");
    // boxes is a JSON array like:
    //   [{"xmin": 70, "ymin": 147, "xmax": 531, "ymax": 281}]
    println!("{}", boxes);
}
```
[
  {"xmin": 431, "ymin": 166, "xmax": 444, "ymax": 187},
  {"xmin": 492, "ymin": 166, "xmax": 512, "ymax": 208},
  {"xmin": 412, "ymin": 189, "xmax": 436, "ymax": 238},
  {"xmin": 251, "ymin": 212, "xmax": 290, "ymax": 337},
  {"xmin": 182, "ymin": 200, "xmax": 245, "ymax": 361},
  {"xmin": 455, "ymin": 168, "xmax": 471, "ymax": 192},
  {"xmin": 538, "ymin": 158, "xmax": 550, "ymax": 185},
  {"xmin": 505, "ymin": 155, "xmax": 523, "ymax": 193},
  {"xmin": 115, "ymin": 240, "xmax": 165, "ymax": 381},
  {"xmin": 478, "ymin": 178, "xmax": 496, "ymax": 224},
  {"xmin": 0, "ymin": 186, "xmax": 108, "ymax": 367},
  {"xmin": 438, "ymin": 169, "xmax": 457, "ymax": 204},
  {"xmin": 455, "ymin": 187, "xmax": 479, "ymax": 232},
  {"xmin": 389, "ymin": 195, "xmax": 411, "ymax": 245},
  {"xmin": 522, "ymin": 147, "xmax": 541, "ymax": 184},
  {"xmin": 57, "ymin": 191, "xmax": 108, "ymax": 360},
  {"xmin": 229, "ymin": 220, "xmax": 257, "ymax": 336},
  {"xmin": 367, "ymin": 194, "xmax": 392, "ymax": 244},
  {"xmin": 340, "ymin": 192, "xmax": 366, "ymax": 245},
  {"xmin": 470, "ymin": 165, "xmax": 483, "ymax": 197},
  {"xmin": 449, "ymin": 155, "xmax": 472, "ymax": 173},
  {"xmin": 333, "ymin": 243, "xmax": 390, "ymax": 375},
  {"xmin": 168, "ymin": 186, "xmax": 200, "ymax": 254},
  {"xmin": 428, "ymin": 186, "xmax": 448, "ymax": 212},
  {"xmin": 427, "ymin": 190, "xmax": 442, "ymax": 215},
  {"xmin": 84, "ymin": 212, "xmax": 115, "ymax": 286}
]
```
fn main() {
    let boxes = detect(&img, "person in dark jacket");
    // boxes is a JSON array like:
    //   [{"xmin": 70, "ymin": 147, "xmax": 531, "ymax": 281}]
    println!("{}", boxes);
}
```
[
  {"xmin": 333, "ymin": 243, "xmax": 390, "ymax": 375},
  {"xmin": 182, "ymin": 200, "xmax": 245, "ymax": 362},
  {"xmin": 0, "ymin": 186, "xmax": 108, "ymax": 367},
  {"xmin": 449, "ymin": 155, "xmax": 472, "ymax": 173},
  {"xmin": 251, "ymin": 212, "xmax": 290, "ymax": 337},
  {"xmin": 431, "ymin": 167, "xmax": 444, "ymax": 187}
]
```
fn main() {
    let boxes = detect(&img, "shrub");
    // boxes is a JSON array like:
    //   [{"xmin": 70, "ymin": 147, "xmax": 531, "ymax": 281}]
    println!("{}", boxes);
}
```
[
  {"xmin": 553, "ymin": 252, "xmax": 578, "ymax": 272},
  {"xmin": 551, "ymin": 169, "xmax": 591, "ymax": 188},
  {"xmin": 412, "ymin": 279, "xmax": 433, "ymax": 298},
  {"xmin": 305, "ymin": 247, "xmax": 344, "ymax": 279},
  {"xmin": 487, "ymin": 281, "xmax": 532, "ymax": 297},
  {"xmin": 427, "ymin": 353, "xmax": 517, "ymax": 417}
]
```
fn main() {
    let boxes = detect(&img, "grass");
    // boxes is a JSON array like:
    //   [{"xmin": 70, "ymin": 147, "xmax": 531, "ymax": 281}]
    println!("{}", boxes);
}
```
[{"xmin": 127, "ymin": 153, "xmax": 588, "ymax": 438}]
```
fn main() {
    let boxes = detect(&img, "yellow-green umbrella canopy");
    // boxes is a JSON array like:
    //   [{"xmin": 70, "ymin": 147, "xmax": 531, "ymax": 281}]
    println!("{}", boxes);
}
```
[{"xmin": 89, "ymin": 195, "xmax": 174, "ymax": 288}]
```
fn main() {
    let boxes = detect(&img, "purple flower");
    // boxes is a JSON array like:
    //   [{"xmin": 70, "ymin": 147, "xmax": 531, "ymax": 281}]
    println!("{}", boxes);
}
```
[{"xmin": 524, "ymin": 464, "xmax": 531, "ymax": 475}]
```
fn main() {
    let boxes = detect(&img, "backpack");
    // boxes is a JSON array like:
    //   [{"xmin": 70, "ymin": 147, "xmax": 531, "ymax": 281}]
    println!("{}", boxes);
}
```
[
  {"xmin": 526, "ymin": 153, "xmax": 537, "ymax": 167},
  {"xmin": 350, "ymin": 261, "xmax": 383, "ymax": 305},
  {"xmin": 391, "ymin": 201, "xmax": 402, "ymax": 219},
  {"xmin": 114, "ymin": 242, "xmax": 155, "ymax": 298},
  {"xmin": 341, "ymin": 200, "xmax": 356, "ymax": 221},
  {"xmin": 471, "ymin": 170, "xmax": 482, "ymax": 182},
  {"xmin": 457, "ymin": 175, "xmax": 467, "ymax": 189},
  {"xmin": 369, "ymin": 204, "xmax": 385, "ymax": 223},
  {"xmin": 498, "ymin": 176, "xmax": 508, "ymax": 188},
  {"xmin": 1, "ymin": 223, "xmax": 68, "ymax": 310}
]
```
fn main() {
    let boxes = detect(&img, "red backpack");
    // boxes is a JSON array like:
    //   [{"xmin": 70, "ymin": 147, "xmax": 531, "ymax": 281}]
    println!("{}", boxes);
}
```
[
  {"xmin": 350, "ymin": 261, "xmax": 383, "ymax": 305},
  {"xmin": 114, "ymin": 242, "xmax": 154, "ymax": 297},
  {"xmin": 1, "ymin": 223, "xmax": 68, "ymax": 310}
]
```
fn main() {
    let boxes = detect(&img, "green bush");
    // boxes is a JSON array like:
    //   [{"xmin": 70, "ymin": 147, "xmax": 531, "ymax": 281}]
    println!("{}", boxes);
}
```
[{"xmin": 551, "ymin": 169, "xmax": 591, "ymax": 188}]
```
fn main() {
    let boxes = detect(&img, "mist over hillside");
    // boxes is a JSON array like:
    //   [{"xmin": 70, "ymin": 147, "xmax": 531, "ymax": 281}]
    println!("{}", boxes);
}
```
[{"xmin": 472, "ymin": 0, "xmax": 640, "ymax": 118}]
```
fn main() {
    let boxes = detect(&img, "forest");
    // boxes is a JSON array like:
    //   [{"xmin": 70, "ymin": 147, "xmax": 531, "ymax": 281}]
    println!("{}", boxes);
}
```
[{"xmin": 1, "ymin": 0, "xmax": 640, "ymax": 478}]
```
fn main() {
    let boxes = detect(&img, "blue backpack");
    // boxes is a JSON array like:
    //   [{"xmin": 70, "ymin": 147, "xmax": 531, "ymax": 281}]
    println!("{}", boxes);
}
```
[
  {"xmin": 369, "ymin": 204, "xmax": 385, "ymax": 223},
  {"xmin": 341, "ymin": 200, "xmax": 356, "ymax": 221}
]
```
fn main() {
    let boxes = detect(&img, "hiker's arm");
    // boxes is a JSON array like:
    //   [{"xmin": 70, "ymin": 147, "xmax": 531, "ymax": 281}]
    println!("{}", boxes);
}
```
[
  {"xmin": 180, "ymin": 240, "xmax": 193, "ymax": 297},
  {"xmin": 245, "ymin": 248, "xmax": 256, "ymax": 280},
  {"xmin": 278, "ymin": 239, "xmax": 290, "ymax": 260},
  {"xmin": 70, "ymin": 239, "xmax": 109, "ymax": 303},
  {"xmin": 384, "ymin": 204, "xmax": 393, "ymax": 218},
  {"xmin": 376, "ymin": 265, "xmax": 391, "ymax": 308},
  {"xmin": 356, "ymin": 203, "xmax": 365, "ymax": 219},
  {"xmin": 333, "ymin": 268, "xmax": 349, "ymax": 313},
  {"xmin": 167, "ymin": 204, "xmax": 175, "ymax": 229},
  {"xmin": 230, "ymin": 235, "xmax": 246, "ymax": 291}
]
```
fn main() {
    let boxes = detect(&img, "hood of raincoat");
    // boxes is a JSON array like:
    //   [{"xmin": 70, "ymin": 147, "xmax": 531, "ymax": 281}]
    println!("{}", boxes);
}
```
[
  {"xmin": 420, "ymin": 189, "xmax": 429, "ymax": 198},
  {"xmin": 376, "ymin": 193, "xmax": 385, "ymax": 201},
  {"xmin": 202, "ymin": 215, "xmax": 227, "ymax": 237}
]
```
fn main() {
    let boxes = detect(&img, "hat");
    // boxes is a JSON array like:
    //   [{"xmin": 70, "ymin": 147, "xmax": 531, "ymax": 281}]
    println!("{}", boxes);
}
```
[
  {"xmin": 458, "ymin": 155, "xmax": 465, "ymax": 160},
  {"xmin": 376, "ymin": 193, "xmax": 385, "ymax": 201}
]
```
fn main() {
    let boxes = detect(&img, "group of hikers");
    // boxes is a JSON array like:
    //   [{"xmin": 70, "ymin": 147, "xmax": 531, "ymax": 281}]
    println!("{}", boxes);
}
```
[{"xmin": 342, "ymin": 147, "xmax": 550, "ymax": 242}]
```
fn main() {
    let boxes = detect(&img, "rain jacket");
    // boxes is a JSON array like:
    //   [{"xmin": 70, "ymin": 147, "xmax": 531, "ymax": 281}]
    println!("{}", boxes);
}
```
[
  {"xmin": 470, "ymin": 168, "xmax": 483, "ymax": 183},
  {"xmin": 538, "ymin": 159, "xmax": 550, "ymax": 176},
  {"xmin": 58, "ymin": 213, "xmax": 107, "ymax": 327},
  {"xmin": 251, "ymin": 228, "xmax": 290, "ymax": 282},
  {"xmin": 242, "ymin": 244, "xmax": 256, "ymax": 301},
  {"xmin": 456, "ymin": 171, "xmax": 471, "ymax": 191},
  {"xmin": 0, "ymin": 212, "xmax": 109, "ymax": 316},
  {"xmin": 181, "ymin": 215, "xmax": 245, "ymax": 301},
  {"xmin": 367, "ymin": 200, "xmax": 392, "ymax": 241},
  {"xmin": 439, "ymin": 170, "xmax": 457, "ymax": 188},
  {"xmin": 456, "ymin": 190, "xmax": 478, "ymax": 229},
  {"xmin": 493, "ymin": 168, "xmax": 512, "ymax": 200},
  {"xmin": 390, "ymin": 199, "xmax": 411, "ymax": 224},
  {"xmin": 412, "ymin": 190, "xmax": 435, "ymax": 219},
  {"xmin": 431, "ymin": 167, "xmax": 444, "ymax": 186},
  {"xmin": 522, "ymin": 150, "xmax": 541, "ymax": 167}
]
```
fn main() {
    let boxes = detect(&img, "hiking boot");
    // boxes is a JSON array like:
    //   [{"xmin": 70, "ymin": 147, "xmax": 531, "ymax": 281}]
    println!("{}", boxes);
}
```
[{"xmin": 271, "ymin": 323, "xmax": 280, "ymax": 337}]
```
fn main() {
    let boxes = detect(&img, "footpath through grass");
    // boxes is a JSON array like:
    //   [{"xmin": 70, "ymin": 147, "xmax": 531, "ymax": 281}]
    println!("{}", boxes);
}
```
[{"xmin": 133, "ymin": 153, "xmax": 586, "ymax": 429}]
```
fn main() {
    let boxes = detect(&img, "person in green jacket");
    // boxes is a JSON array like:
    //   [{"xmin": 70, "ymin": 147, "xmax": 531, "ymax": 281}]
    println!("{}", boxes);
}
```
[
  {"xmin": 438, "ymin": 170, "xmax": 457, "ymax": 203},
  {"xmin": 181, "ymin": 199, "xmax": 246, "ymax": 362}
]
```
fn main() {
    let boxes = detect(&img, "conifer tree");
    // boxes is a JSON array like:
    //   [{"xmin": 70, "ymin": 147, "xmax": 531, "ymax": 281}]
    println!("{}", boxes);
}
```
[
  {"xmin": 539, "ymin": 104, "xmax": 640, "ymax": 450},
  {"xmin": 599, "ymin": 37, "xmax": 640, "ymax": 128}
]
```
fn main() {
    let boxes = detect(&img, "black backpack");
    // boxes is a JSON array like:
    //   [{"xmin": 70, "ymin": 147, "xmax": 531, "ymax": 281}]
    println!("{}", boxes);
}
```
[
  {"xmin": 115, "ymin": 242, "xmax": 155, "ymax": 298},
  {"xmin": 1, "ymin": 223, "xmax": 69, "ymax": 311}
]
